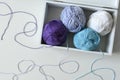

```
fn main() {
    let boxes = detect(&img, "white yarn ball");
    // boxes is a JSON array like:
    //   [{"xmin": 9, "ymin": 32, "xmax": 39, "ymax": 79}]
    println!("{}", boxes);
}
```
[{"xmin": 87, "ymin": 10, "xmax": 113, "ymax": 36}]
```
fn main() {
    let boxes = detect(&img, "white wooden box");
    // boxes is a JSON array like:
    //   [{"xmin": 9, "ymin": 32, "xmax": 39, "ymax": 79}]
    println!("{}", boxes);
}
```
[{"xmin": 41, "ymin": 0, "xmax": 119, "ymax": 55}]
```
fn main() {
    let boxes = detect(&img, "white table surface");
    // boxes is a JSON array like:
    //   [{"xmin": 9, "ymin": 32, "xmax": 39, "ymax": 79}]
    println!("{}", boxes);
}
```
[{"xmin": 0, "ymin": 0, "xmax": 120, "ymax": 80}]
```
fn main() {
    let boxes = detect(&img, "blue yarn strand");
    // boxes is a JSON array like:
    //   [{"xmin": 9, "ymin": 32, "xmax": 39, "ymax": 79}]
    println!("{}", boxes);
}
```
[{"xmin": 75, "ymin": 51, "xmax": 116, "ymax": 80}]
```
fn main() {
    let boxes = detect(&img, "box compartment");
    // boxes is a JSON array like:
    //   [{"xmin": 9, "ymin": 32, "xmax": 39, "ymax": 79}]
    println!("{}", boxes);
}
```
[{"xmin": 41, "ymin": 1, "xmax": 118, "ymax": 55}]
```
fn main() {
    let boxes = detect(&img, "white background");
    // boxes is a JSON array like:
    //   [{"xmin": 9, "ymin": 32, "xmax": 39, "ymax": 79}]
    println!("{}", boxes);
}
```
[{"xmin": 0, "ymin": 0, "xmax": 120, "ymax": 80}]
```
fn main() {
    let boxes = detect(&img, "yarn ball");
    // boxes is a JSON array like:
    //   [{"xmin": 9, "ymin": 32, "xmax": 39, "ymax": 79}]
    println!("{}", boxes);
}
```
[
  {"xmin": 73, "ymin": 28, "xmax": 100, "ymax": 51},
  {"xmin": 87, "ymin": 10, "xmax": 113, "ymax": 36},
  {"xmin": 42, "ymin": 20, "xmax": 68, "ymax": 46},
  {"xmin": 60, "ymin": 6, "xmax": 86, "ymax": 33}
]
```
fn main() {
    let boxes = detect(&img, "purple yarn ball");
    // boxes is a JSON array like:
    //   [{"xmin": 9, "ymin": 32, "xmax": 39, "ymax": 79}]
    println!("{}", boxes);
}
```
[{"xmin": 42, "ymin": 20, "xmax": 68, "ymax": 46}]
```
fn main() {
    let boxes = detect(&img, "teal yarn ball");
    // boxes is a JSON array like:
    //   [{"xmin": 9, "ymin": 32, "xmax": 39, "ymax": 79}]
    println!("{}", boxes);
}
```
[
  {"xmin": 60, "ymin": 6, "xmax": 86, "ymax": 33},
  {"xmin": 73, "ymin": 28, "xmax": 100, "ymax": 51}
]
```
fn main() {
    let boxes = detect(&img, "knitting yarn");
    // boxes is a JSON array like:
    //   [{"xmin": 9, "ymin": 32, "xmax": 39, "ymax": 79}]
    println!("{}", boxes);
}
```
[
  {"xmin": 42, "ymin": 20, "xmax": 68, "ymax": 46},
  {"xmin": 73, "ymin": 28, "xmax": 100, "ymax": 51},
  {"xmin": 60, "ymin": 6, "xmax": 86, "ymax": 33},
  {"xmin": 87, "ymin": 10, "xmax": 113, "ymax": 36}
]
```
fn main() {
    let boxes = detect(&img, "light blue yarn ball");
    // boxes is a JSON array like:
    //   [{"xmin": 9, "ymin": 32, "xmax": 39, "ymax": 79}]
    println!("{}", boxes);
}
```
[
  {"xmin": 73, "ymin": 28, "xmax": 100, "ymax": 51},
  {"xmin": 60, "ymin": 6, "xmax": 86, "ymax": 33}
]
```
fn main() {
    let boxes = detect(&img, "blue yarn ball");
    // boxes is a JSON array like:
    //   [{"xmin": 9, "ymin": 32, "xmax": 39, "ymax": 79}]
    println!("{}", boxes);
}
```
[
  {"xmin": 73, "ymin": 28, "xmax": 100, "ymax": 51},
  {"xmin": 60, "ymin": 6, "xmax": 86, "ymax": 33}
]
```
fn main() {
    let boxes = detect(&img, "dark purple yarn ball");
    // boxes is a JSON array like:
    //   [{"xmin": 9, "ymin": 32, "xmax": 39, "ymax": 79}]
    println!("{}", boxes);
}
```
[{"xmin": 42, "ymin": 20, "xmax": 68, "ymax": 46}]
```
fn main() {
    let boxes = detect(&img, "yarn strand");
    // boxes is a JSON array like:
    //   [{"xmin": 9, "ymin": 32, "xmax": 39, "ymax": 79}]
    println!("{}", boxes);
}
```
[
  {"xmin": 0, "ymin": 1, "xmax": 52, "ymax": 49},
  {"xmin": 75, "ymin": 51, "xmax": 116, "ymax": 80}
]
